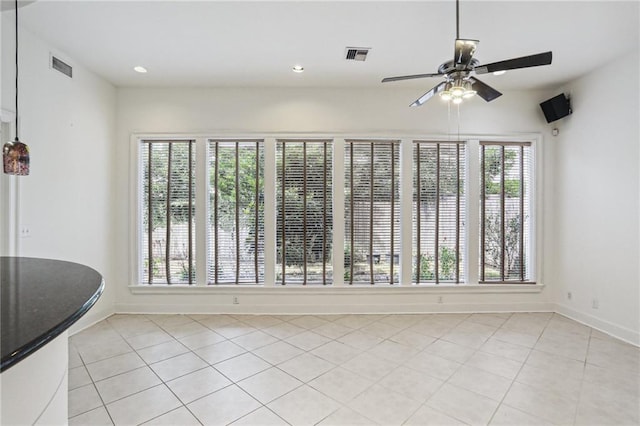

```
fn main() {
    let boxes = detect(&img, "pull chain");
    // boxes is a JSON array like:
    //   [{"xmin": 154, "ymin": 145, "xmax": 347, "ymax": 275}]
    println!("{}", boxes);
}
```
[
  {"xmin": 457, "ymin": 102, "xmax": 461, "ymax": 142},
  {"xmin": 447, "ymin": 100, "xmax": 452, "ymax": 142}
]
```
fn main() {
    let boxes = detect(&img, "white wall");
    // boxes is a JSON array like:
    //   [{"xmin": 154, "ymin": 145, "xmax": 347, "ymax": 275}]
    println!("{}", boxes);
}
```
[
  {"xmin": 115, "ymin": 87, "xmax": 556, "ymax": 314},
  {"xmin": 5, "ymin": 9, "xmax": 636, "ymax": 344},
  {"xmin": 0, "ymin": 13, "xmax": 117, "ymax": 329},
  {"xmin": 549, "ymin": 52, "xmax": 640, "ymax": 345},
  {"xmin": 3, "ymin": 8, "xmax": 636, "ymax": 344},
  {"xmin": 116, "ymin": 87, "xmax": 547, "ymax": 135}
]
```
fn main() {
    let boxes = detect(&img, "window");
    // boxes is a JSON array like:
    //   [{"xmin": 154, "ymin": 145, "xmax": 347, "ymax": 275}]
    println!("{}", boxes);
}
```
[
  {"xmin": 208, "ymin": 140, "xmax": 264, "ymax": 284},
  {"xmin": 276, "ymin": 140, "xmax": 333, "ymax": 285},
  {"xmin": 135, "ymin": 136, "xmax": 537, "ymax": 287},
  {"xmin": 344, "ymin": 140, "xmax": 400, "ymax": 285},
  {"xmin": 413, "ymin": 141, "xmax": 466, "ymax": 284},
  {"xmin": 140, "ymin": 140, "xmax": 195, "ymax": 284},
  {"xmin": 480, "ymin": 142, "xmax": 532, "ymax": 282}
]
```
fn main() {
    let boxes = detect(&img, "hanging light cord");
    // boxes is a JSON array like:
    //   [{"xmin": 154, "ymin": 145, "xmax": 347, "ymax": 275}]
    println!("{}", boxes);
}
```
[{"xmin": 14, "ymin": 0, "xmax": 19, "ymax": 142}]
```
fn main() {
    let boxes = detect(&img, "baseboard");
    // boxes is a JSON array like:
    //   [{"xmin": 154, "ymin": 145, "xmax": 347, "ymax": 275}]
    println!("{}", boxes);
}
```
[
  {"xmin": 555, "ymin": 303, "xmax": 639, "ymax": 347},
  {"xmin": 67, "ymin": 307, "xmax": 114, "ymax": 337},
  {"xmin": 107, "ymin": 301, "xmax": 638, "ymax": 347},
  {"xmin": 115, "ymin": 301, "xmax": 555, "ymax": 316}
]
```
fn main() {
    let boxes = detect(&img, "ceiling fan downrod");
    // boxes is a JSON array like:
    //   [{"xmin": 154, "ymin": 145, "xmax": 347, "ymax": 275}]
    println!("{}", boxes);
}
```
[{"xmin": 456, "ymin": 0, "xmax": 460, "ymax": 39}]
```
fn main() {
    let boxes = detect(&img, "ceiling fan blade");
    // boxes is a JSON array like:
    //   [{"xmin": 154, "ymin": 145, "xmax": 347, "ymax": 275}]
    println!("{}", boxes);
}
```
[
  {"xmin": 382, "ymin": 73, "xmax": 443, "ymax": 83},
  {"xmin": 454, "ymin": 39, "xmax": 479, "ymax": 68},
  {"xmin": 475, "ymin": 51, "xmax": 552, "ymax": 74},
  {"xmin": 410, "ymin": 82, "xmax": 447, "ymax": 107},
  {"xmin": 469, "ymin": 77, "xmax": 502, "ymax": 102}
]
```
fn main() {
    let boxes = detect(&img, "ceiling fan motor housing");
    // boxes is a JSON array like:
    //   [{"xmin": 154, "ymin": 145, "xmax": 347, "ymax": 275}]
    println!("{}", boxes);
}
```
[{"xmin": 438, "ymin": 59, "xmax": 479, "ymax": 75}]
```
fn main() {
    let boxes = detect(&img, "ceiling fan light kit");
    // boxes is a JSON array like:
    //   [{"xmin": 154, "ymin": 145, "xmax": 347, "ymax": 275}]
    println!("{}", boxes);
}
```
[
  {"xmin": 439, "ymin": 79, "xmax": 477, "ymax": 103},
  {"xmin": 382, "ymin": 0, "xmax": 553, "ymax": 107}
]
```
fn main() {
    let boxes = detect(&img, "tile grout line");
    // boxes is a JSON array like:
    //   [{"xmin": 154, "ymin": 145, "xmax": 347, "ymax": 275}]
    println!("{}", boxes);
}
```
[
  {"xmin": 70, "ymin": 328, "xmax": 119, "ymax": 425},
  {"xmin": 312, "ymin": 315, "xmax": 461, "ymax": 425},
  {"xmin": 123, "ymin": 314, "xmax": 255, "ymax": 424},
  {"xmin": 71, "ymin": 313, "xmax": 474, "ymax": 423},
  {"xmin": 69, "ymin": 313, "xmax": 635, "ymax": 426},
  {"xmin": 413, "ymin": 314, "xmax": 507, "ymax": 426},
  {"xmin": 571, "ymin": 326, "xmax": 593, "ymax": 426},
  {"xmin": 99, "ymin": 315, "xmax": 198, "ymax": 424},
  {"xmin": 125, "ymin": 315, "xmax": 225, "ymax": 425},
  {"xmin": 485, "ymin": 312, "xmax": 555, "ymax": 425},
  {"xmin": 185, "ymin": 313, "xmax": 348, "ymax": 425},
  {"xmin": 105, "ymin": 317, "xmax": 180, "ymax": 424},
  {"xmin": 142, "ymin": 313, "xmax": 327, "ymax": 423},
  {"xmin": 131, "ymin": 345, "xmax": 206, "ymax": 425}
]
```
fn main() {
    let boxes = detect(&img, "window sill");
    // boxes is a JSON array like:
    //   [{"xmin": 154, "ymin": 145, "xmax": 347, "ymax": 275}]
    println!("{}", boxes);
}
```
[{"xmin": 129, "ymin": 283, "xmax": 545, "ymax": 295}]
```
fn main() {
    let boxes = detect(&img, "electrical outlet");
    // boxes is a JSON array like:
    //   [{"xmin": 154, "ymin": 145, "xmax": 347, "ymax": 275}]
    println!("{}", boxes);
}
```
[
  {"xmin": 567, "ymin": 292, "xmax": 572, "ymax": 300},
  {"xmin": 592, "ymin": 299, "xmax": 599, "ymax": 309},
  {"xmin": 437, "ymin": 296, "xmax": 443, "ymax": 304},
  {"xmin": 20, "ymin": 225, "xmax": 31, "ymax": 238},
  {"xmin": 233, "ymin": 296, "xmax": 239, "ymax": 305}
]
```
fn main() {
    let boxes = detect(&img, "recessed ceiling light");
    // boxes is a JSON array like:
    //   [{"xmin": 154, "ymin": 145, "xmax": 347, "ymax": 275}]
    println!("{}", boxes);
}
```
[
  {"xmin": 493, "ymin": 70, "xmax": 506, "ymax": 76},
  {"xmin": 292, "ymin": 65, "xmax": 304, "ymax": 73},
  {"xmin": 134, "ymin": 66, "xmax": 148, "ymax": 73}
]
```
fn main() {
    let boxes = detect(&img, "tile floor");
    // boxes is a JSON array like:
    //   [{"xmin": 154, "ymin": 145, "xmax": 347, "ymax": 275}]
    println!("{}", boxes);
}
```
[{"xmin": 68, "ymin": 312, "xmax": 640, "ymax": 425}]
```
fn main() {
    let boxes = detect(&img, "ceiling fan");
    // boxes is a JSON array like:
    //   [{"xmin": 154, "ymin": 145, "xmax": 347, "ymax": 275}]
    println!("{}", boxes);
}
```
[{"xmin": 381, "ymin": 0, "xmax": 552, "ymax": 106}]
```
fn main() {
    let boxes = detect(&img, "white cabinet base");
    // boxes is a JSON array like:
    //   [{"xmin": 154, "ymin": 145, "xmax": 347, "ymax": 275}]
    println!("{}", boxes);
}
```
[{"xmin": 1, "ymin": 332, "xmax": 69, "ymax": 425}]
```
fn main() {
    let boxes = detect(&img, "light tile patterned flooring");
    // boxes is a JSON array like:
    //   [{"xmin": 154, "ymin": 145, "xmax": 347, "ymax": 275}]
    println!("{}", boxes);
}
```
[{"xmin": 68, "ymin": 313, "xmax": 640, "ymax": 425}]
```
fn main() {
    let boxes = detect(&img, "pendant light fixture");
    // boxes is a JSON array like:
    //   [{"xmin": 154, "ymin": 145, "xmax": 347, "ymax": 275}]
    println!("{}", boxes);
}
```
[{"xmin": 3, "ymin": 0, "xmax": 30, "ymax": 176}]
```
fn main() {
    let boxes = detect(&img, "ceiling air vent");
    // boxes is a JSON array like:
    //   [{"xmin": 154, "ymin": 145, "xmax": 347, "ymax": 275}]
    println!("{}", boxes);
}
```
[
  {"xmin": 345, "ymin": 47, "xmax": 371, "ymax": 62},
  {"xmin": 51, "ymin": 55, "xmax": 73, "ymax": 78}
]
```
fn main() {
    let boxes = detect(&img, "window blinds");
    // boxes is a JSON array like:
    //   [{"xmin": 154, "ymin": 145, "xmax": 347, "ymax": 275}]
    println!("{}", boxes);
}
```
[
  {"xmin": 480, "ymin": 142, "xmax": 531, "ymax": 282},
  {"xmin": 413, "ymin": 141, "xmax": 466, "ymax": 284},
  {"xmin": 345, "ymin": 140, "xmax": 400, "ymax": 285},
  {"xmin": 208, "ymin": 140, "xmax": 264, "ymax": 284},
  {"xmin": 141, "ymin": 140, "xmax": 195, "ymax": 284},
  {"xmin": 137, "ymin": 137, "xmax": 535, "ymax": 287},
  {"xmin": 276, "ymin": 140, "xmax": 333, "ymax": 285}
]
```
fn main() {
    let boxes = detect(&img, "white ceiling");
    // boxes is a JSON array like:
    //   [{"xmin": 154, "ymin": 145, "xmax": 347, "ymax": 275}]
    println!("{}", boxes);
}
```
[{"xmin": 8, "ymin": 1, "xmax": 640, "ymax": 90}]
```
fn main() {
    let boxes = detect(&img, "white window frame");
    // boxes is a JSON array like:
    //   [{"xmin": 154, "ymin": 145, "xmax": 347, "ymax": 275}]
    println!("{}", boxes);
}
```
[
  {"xmin": 467, "ymin": 138, "xmax": 539, "ymax": 284},
  {"xmin": 129, "ymin": 133, "xmax": 543, "ymax": 292},
  {"xmin": 478, "ymin": 141, "xmax": 535, "ymax": 283}
]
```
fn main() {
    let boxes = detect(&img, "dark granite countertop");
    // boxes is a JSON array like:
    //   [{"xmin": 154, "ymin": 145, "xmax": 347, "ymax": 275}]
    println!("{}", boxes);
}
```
[{"xmin": 1, "ymin": 257, "xmax": 104, "ymax": 372}]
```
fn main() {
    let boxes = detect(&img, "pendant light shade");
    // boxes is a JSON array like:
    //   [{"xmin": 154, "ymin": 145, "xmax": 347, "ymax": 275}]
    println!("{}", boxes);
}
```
[
  {"xmin": 3, "ymin": 140, "xmax": 29, "ymax": 175},
  {"xmin": 3, "ymin": 0, "xmax": 30, "ymax": 176}
]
